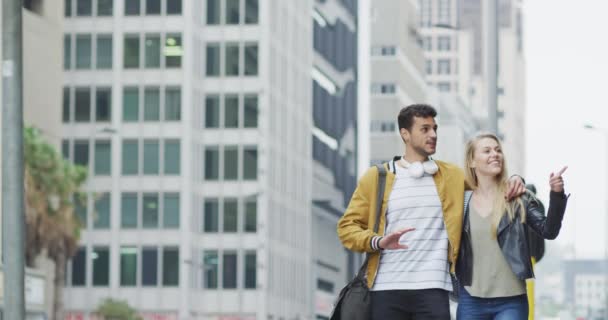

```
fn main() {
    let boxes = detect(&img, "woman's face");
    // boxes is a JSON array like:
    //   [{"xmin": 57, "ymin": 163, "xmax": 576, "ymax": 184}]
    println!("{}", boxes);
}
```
[{"xmin": 472, "ymin": 137, "xmax": 504, "ymax": 178}]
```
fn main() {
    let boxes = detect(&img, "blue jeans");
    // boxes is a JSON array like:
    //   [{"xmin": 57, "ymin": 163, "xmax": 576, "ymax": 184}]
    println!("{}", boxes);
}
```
[{"xmin": 456, "ymin": 286, "xmax": 528, "ymax": 320}]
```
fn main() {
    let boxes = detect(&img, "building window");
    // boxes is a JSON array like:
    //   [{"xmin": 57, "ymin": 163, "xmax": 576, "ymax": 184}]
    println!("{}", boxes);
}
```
[
  {"xmin": 97, "ymin": 0, "xmax": 113, "ymax": 16},
  {"xmin": 64, "ymin": 35, "xmax": 72, "ymax": 70},
  {"xmin": 222, "ymin": 252, "xmax": 237, "ymax": 289},
  {"xmin": 164, "ymin": 34, "xmax": 182, "ymax": 68},
  {"xmin": 438, "ymin": 0, "xmax": 451, "ymax": 25},
  {"xmin": 244, "ymin": 198, "xmax": 256, "ymax": 232},
  {"xmin": 75, "ymin": 34, "xmax": 92, "ymax": 69},
  {"xmin": 163, "ymin": 193, "xmax": 180, "ymax": 228},
  {"xmin": 124, "ymin": 35, "xmax": 140, "ymax": 68},
  {"xmin": 76, "ymin": 0, "xmax": 93, "ymax": 16},
  {"xmin": 96, "ymin": 35, "xmax": 113, "ymax": 69},
  {"xmin": 226, "ymin": 0, "xmax": 240, "ymax": 24},
  {"xmin": 94, "ymin": 140, "xmax": 111, "ymax": 175},
  {"xmin": 71, "ymin": 248, "xmax": 86, "ymax": 286},
  {"xmin": 204, "ymin": 147, "xmax": 219, "ymax": 180},
  {"xmin": 74, "ymin": 88, "xmax": 91, "ymax": 122},
  {"xmin": 437, "ymin": 59, "xmax": 451, "ymax": 75},
  {"xmin": 206, "ymin": 0, "xmax": 220, "ymax": 24},
  {"xmin": 437, "ymin": 36, "xmax": 451, "ymax": 51},
  {"xmin": 437, "ymin": 82, "xmax": 451, "ymax": 92},
  {"xmin": 74, "ymin": 194, "xmax": 87, "ymax": 227},
  {"xmin": 63, "ymin": 87, "xmax": 71, "ymax": 122},
  {"xmin": 206, "ymin": 43, "xmax": 220, "ymax": 76},
  {"xmin": 371, "ymin": 46, "xmax": 396, "ymax": 56},
  {"xmin": 120, "ymin": 246, "xmax": 137, "ymax": 286},
  {"xmin": 203, "ymin": 199, "xmax": 219, "ymax": 232},
  {"xmin": 162, "ymin": 247, "xmax": 179, "ymax": 286},
  {"xmin": 95, "ymin": 88, "xmax": 111, "ymax": 122},
  {"xmin": 371, "ymin": 83, "xmax": 396, "ymax": 94},
  {"xmin": 205, "ymin": 95, "xmax": 220, "ymax": 128},
  {"xmin": 165, "ymin": 87, "xmax": 181, "ymax": 120},
  {"xmin": 422, "ymin": 36, "xmax": 432, "ymax": 51},
  {"xmin": 92, "ymin": 246, "xmax": 110, "ymax": 286},
  {"xmin": 62, "ymin": 140, "xmax": 70, "ymax": 160},
  {"xmin": 145, "ymin": 0, "xmax": 161, "ymax": 15},
  {"xmin": 125, "ymin": 0, "xmax": 140, "ymax": 15},
  {"xmin": 244, "ymin": 0, "xmax": 258, "ymax": 24},
  {"xmin": 143, "ymin": 140, "xmax": 160, "ymax": 174},
  {"xmin": 225, "ymin": 43, "xmax": 240, "ymax": 76},
  {"xmin": 223, "ymin": 198, "xmax": 238, "ymax": 232},
  {"xmin": 123, "ymin": 87, "xmax": 139, "ymax": 122},
  {"xmin": 244, "ymin": 43, "xmax": 258, "ymax": 76},
  {"xmin": 164, "ymin": 140, "xmax": 180, "ymax": 175},
  {"xmin": 224, "ymin": 95, "xmax": 239, "ymax": 128},
  {"xmin": 243, "ymin": 95, "xmax": 258, "ymax": 128},
  {"xmin": 243, "ymin": 147, "xmax": 257, "ymax": 180},
  {"xmin": 244, "ymin": 251, "xmax": 256, "ymax": 289},
  {"xmin": 65, "ymin": 0, "xmax": 72, "ymax": 16},
  {"xmin": 122, "ymin": 139, "xmax": 139, "ymax": 175},
  {"xmin": 166, "ymin": 0, "xmax": 182, "ymax": 15},
  {"xmin": 93, "ymin": 193, "xmax": 111, "ymax": 229},
  {"xmin": 317, "ymin": 279, "xmax": 334, "ymax": 293},
  {"xmin": 73, "ymin": 140, "xmax": 89, "ymax": 167},
  {"xmin": 121, "ymin": 193, "xmax": 138, "ymax": 228},
  {"xmin": 143, "ymin": 193, "xmax": 159, "ymax": 228},
  {"xmin": 224, "ymin": 146, "xmax": 238, "ymax": 180},
  {"xmin": 425, "ymin": 59, "xmax": 433, "ymax": 75},
  {"xmin": 419, "ymin": 0, "xmax": 432, "ymax": 27},
  {"xmin": 144, "ymin": 87, "xmax": 160, "ymax": 121},
  {"xmin": 145, "ymin": 34, "xmax": 161, "ymax": 68},
  {"xmin": 203, "ymin": 250, "xmax": 218, "ymax": 288},
  {"xmin": 142, "ymin": 247, "xmax": 158, "ymax": 286}
]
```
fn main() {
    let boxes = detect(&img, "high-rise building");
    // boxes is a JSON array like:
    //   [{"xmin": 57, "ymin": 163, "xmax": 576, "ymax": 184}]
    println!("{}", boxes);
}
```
[{"xmin": 61, "ymin": 1, "xmax": 315, "ymax": 319}]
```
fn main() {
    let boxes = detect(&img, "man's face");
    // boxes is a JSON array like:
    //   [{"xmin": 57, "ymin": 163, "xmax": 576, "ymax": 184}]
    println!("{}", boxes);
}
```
[{"xmin": 401, "ymin": 116, "xmax": 438, "ymax": 157}]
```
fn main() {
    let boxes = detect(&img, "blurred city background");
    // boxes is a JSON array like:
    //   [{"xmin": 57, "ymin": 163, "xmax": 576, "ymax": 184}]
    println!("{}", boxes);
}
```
[{"xmin": 0, "ymin": 0, "xmax": 607, "ymax": 319}]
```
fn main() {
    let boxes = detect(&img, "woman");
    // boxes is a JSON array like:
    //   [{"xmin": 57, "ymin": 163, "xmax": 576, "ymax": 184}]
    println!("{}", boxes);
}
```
[{"xmin": 455, "ymin": 133, "xmax": 569, "ymax": 319}]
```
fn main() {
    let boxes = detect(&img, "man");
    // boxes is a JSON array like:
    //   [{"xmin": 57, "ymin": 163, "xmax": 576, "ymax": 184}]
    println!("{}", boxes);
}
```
[{"xmin": 337, "ymin": 104, "xmax": 525, "ymax": 319}]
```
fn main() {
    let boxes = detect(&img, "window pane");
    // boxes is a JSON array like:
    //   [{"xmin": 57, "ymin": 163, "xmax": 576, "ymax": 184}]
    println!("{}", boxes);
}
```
[
  {"xmin": 164, "ymin": 140, "xmax": 180, "ymax": 175},
  {"xmin": 205, "ymin": 95, "xmax": 220, "ymax": 128},
  {"xmin": 95, "ymin": 88, "xmax": 111, "ymax": 121},
  {"xmin": 225, "ymin": 43, "xmax": 239, "ymax": 76},
  {"xmin": 164, "ymin": 34, "xmax": 182, "ymax": 68},
  {"xmin": 123, "ymin": 87, "xmax": 139, "ymax": 121},
  {"xmin": 62, "ymin": 140, "xmax": 71, "ymax": 160},
  {"xmin": 97, "ymin": 0, "xmax": 113, "ymax": 16},
  {"xmin": 224, "ymin": 95, "xmax": 239, "ymax": 128},
  {"xmin": 243, "ymin": 147, "xmax": 257, "ymax": 180},
  {"xmin": 92, "ymin": 247, "xmax": 110, "ymax": 286},
  {"xmin": 142, "ymin": 248, "xmax": 158, "ymax": 286},
  {"xmin": 244, "ymin": 44, "xmax": 258, "ymax": 76},
  {"xmin": 243, "ymin": 95, "xmax": 258, "ymax": 128},
  {"xmin": 143, "ymin": 193, "xmax": 159, "ymax": 228},
  {"xmin": 167, "ymin": 0, "xmax": 181, "ymax": 14},
  {"xmin": 71, "ymin": 248, "xmax": 86, "ymax": 286},
  {"xmin": 244, "ymin": 252, "xmax": 256, "ymax": 288},
  {"xmin": 63, "ymin": 87, "xmax": 71, "ymax": 122},
  {"xmin": 203, "ymin": 251, "xmax": 218, "ymax": 288},
  {"xmin": 124, "ymin": 35, "xmax": 140, "ymax": 68},
  {"xmin": 145, "ymin": 0, "xmax": 160, "ymax": 14},
  {"xmin": 165, "ymin": 87, "xmax": 181, "ymax": 121},
  {"xmin": 206, "ymin": 44, "xmax": 220, "ymax": 76},
  {"xmin": 94, "ymin": 193, "xmax": 110, "ymax": 229},
  {"xmin": 76, "ymin": 0, "xmax": 92, "ymax": 16},
  {"xmin": 121, "ymin": 193, "xmax": 138, "ymax": 228},
  {"xmin": 96, "ymin": 35, "xmax": 113, "ymax": 69},
  {"xmin": 144, "ymin": 34, "xmax": 161, "ymax": 68},
  {"xmin": 204, "ymin": 147, "xmax": 219, "ymax": 180},
  {"xmin": 163, "ymin": 193, "xmax": 180, "ymax": 228},
  {"xmin": 162, "ymin": 248, "xmax": 179, "ymax": 286},
  {"xmin": 203, "ymin": 199, "xmax": 219, "ymax": 232},
  {"xmin": 75, "ymin": 88, "xmax": 91, "ymax": 122},
  {"xmin": 75, "ymin": 194, "xmax": 87, "ymax": 228},
  {"xmin": 125, "ymin": 0, "xmax": 140, "ymax": 15},
  {"xmin": 144, "ymin": 87, "xmax": 160, "ymax": 121},
  {"xmin": 245, "ymin": 0, "xmax": 258, "ymax": 24},
  {"xmin": 223, "ymin": 198, "xmax": 238, "ymax": 233},
  {"xmin": 143, "ymin": 140, "xmax": 159, "ymax": 175},
  {"xmin": 206, "ymin": 0, "xmax": 220, "ymax": 24},
  {"xmin": 64, "ymin": 35, "xmax": 71, "ymax": 70},
  {"xmin": 122, "ymin": 140, "xmax": 139, "ymax": 175},
  {"xmin": 120, "ymin": 247, "xmax": 137, "ymax": 286},
  {"xmin": 222, "ymin": 252, "xmax": 237, "ymax": 289},
  {"xmin": 65, "ymin": 0, "xmax": 72, "ymax": 16},
  {"xmin": 94, "ymin": 140, "xmax": 111, "ymax": 175},
  {"xmin": 244, "ymin": 198, "xmax": 256, "ymax": 232},
  {"xmin": 226, "ymin": 0, "xmax": 240, "ymax": 24},
  {"xmin": 74, "ymin": 140, "xmax": 89, "ymax": 166},
  {"xmin": 224, "ymin": 147, "xmax": 238, "ymax": 180},
  {"xmin": 75, "ymin": 35, "xmax": 92, "ymax": 69}
]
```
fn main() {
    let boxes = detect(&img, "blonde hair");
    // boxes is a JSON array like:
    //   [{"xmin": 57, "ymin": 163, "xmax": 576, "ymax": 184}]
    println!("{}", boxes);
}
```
[{"xmin": 464, "ymin": 132, "xmax": 526, "ymax": 238}]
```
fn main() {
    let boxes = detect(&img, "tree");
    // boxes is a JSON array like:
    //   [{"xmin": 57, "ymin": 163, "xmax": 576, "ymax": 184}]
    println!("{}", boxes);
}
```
[
  {"xmin": 96, "ymin": 298, "xmax": 142, "ymax": 320},
  {"xmin": 24, "ymin": 127, "xmax": 87, "ymax": 320}
]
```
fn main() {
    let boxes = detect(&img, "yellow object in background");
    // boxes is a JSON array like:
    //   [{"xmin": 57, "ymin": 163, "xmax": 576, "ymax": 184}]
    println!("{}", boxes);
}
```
[{"xmin": 527, "ymin": 257, "xmax": 536, "ymax": 320}]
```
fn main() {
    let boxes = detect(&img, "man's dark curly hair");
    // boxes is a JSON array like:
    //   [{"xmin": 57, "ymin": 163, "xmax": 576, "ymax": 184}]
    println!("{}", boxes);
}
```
[{"xmin": 397, "ymin": 104, "xmax": 437, "ymax": 131}]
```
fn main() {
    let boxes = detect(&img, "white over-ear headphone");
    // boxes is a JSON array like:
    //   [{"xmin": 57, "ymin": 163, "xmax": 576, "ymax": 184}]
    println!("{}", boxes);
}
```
[{"xmin": 400, "ymin": 157, "xmax": 439, "ymax": 178}]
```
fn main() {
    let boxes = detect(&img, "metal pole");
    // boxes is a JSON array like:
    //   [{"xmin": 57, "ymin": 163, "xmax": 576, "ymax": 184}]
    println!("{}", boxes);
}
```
[
  {"xmin": 2, "ymin": 0, "xmax": 26, "ymax": 319},
  {"xmin": 484, "ymin": 0, "xmax": 498, "ymax": 133}
]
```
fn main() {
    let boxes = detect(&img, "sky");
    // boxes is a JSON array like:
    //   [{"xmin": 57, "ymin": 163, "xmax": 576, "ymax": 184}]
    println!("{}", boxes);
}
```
[{"xmin": 525, "ymin": 0, "xmax": 608, "ymax": 259}]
